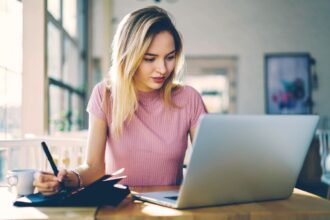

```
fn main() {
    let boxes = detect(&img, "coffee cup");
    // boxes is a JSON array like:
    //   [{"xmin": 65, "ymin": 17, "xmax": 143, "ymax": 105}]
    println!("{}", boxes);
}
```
[{"xmin": 6, "ymin": 169, "xmax": 37, "ymax": 196}]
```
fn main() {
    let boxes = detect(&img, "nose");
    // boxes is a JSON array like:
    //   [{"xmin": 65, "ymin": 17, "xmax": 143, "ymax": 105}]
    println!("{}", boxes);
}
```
[{"xmin": 156, "ymin": 59, "xmax": 167, "ymax": 75}]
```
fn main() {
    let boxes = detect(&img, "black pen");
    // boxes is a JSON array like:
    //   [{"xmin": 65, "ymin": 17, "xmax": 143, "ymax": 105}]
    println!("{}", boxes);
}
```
[{"xmin": 41, "ymin": 141, "xmax": 65, "ymax": 190}]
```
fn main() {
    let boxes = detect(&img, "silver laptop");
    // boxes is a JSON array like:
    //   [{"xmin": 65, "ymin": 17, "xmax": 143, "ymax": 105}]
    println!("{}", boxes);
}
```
[{"xmin": 133, "ymin": 114, "xmax": 319, "ymax": 209}]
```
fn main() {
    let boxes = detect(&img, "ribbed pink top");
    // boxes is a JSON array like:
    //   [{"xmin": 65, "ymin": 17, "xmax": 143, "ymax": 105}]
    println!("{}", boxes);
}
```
[{"xmin": 87, "ymin": 82, "xmax": 207, "ymax": 186}]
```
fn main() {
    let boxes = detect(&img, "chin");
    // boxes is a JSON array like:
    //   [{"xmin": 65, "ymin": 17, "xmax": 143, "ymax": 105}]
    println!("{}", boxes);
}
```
[{"xmin": 149, "ymin": 84, "xmax": 164, "ymax": 91}]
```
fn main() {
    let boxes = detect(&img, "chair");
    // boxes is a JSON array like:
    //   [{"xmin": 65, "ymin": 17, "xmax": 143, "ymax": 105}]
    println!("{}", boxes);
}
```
[
  {"xmin": 317, "ymin": 129, "xmax": 330, "ymax": 198},
  {"xmin": 0, "ymin": 136, "xmax": 87, "ymax": 184}
]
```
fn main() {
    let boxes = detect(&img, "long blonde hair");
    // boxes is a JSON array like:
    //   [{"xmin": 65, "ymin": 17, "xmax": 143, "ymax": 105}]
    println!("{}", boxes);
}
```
[{"xmin": 108, "ymin": 6, "xmax": 185, "ymax": 138}]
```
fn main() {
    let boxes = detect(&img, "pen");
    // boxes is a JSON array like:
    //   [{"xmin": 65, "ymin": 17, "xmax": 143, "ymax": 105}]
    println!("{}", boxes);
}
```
[{"xmin": 41, "ymin": 141, "xmax": 65, "ymax": 190}]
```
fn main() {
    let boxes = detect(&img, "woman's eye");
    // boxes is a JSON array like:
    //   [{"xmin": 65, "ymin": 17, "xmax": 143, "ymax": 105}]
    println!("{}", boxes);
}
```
[
  {"xmin": 166, "ymin": 56, "xmax": 175, "ymax": 61},
  {"xmin": 144, "ymin": 58, "xmax": 155, "ymax": 62}
]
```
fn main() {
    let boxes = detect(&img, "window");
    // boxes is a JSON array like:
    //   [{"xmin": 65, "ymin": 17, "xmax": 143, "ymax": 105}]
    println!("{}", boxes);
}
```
[
  {"xmin": 0, "ymin": 0, "xmax": 22, "ymax": 139},
  {"xmin": 184, "ymin": 56, "xmax": 238, "ymax": 113},
  {"xmin": 47, "ymin": 0, "xmax": 88, "ymax": 133}
]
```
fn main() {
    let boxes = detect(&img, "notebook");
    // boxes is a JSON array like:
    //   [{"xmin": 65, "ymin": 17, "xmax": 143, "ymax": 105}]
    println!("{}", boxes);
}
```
[
  {"xmin": 133, "ymin": 114, "xmax": 319, "ymax": 209},
  {"xmin": 14, "ymin": 170, "xmax": 130, "ymax": 207}
]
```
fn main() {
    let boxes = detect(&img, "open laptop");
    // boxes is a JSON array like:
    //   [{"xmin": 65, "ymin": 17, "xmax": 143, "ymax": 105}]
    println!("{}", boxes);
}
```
[{"xmin": 133, "ymin": 114, "xmax": 319, "ymax": 209}]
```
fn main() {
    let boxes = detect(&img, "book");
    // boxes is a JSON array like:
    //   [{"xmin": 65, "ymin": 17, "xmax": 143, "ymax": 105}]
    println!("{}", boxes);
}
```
[{"xmin": 14, "ymin": 172, "xmax": 130, "ymax": 207}]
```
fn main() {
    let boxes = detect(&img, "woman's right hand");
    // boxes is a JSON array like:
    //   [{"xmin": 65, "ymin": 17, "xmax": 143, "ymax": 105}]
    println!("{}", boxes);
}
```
[{"xmin": 33, "ymin": 170, "xmax": 68, "ymax": 196}]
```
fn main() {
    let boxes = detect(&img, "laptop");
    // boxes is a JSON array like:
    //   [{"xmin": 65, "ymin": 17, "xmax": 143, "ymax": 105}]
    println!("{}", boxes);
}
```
[{"xmin": 133, "ymin": 114, "xmax": 319, "ymax": 209}]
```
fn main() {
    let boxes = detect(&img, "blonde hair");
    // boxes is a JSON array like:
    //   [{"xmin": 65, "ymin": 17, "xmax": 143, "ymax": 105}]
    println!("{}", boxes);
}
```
[{"xmin": 108, "ymin": 6, "xmax": 185, "ymax": 138}]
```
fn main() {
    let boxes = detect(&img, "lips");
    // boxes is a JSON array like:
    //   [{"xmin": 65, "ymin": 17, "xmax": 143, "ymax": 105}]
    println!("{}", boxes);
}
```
[{"xmin": 151, "ymin": 77, "xmax": 166, "ymax": 84}]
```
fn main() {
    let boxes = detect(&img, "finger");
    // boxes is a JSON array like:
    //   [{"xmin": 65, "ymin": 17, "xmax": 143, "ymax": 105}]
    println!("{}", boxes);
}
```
[
  {"xmin": 34, "ymin": 171, "xmax": 49, "ymax": 180},
  {"xmin": 42, "ymin": 190, "xmax": 59, "ymax": 196},
  {"xmin": 39, "ymin": 171, "xmax": 54, "ymax": 175},
  {"xmin": 33, "ymin": 180, "xmax": 53, "ymax": 190},
  {"xmin": 57, "ymin": 169, "xmax": 68, "ymax": 182},
  {"xmin": 39, "ymin": 185, "xmax": 61, "ymax": 193},
  {"xmin": 33, "ymin": 179, "xmax": 59, "ymax": 191},
  {"xmin": 34, "ymin": 171, "xmax": 54, "ymax": 180},
  {"xmin": 34, "ymin": 172, "xmax": 57, "ymax": 183},
  {"xmin": 36, "ymin": 185, "xmax": 60, "ymax": 193}
]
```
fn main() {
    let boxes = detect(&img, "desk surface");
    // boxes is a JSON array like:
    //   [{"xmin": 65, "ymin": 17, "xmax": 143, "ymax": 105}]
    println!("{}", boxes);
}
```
[
  {"xmin": 2, "ymin": 186, "xmax": 330, "ymax": 220},
  {"xmin": 98, "ymin": 186, "xmax": 330, "ymax": 220},
  {"xmin": 0, "ymin": 187, "xmax": 96, "ymax": 220}
]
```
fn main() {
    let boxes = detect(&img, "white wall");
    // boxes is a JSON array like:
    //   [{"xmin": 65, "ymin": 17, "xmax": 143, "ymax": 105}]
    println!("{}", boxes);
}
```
[
  {"xmin": 112, "ymin": 0, "xmax": 330, "ymax": 120},
  {"xmin": 22, "ymin": 0, "xmax": 47, "ymax": 136}
]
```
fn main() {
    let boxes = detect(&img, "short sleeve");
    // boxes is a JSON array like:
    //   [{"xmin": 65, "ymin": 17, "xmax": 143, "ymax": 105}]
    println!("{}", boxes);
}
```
[
  {"xmin": 86, "ymin": 82, "xmax": 107, "ymax": 122},
  {"xmin": 188, "ymin": 86, "xmax": 208, "ymax": 129}
]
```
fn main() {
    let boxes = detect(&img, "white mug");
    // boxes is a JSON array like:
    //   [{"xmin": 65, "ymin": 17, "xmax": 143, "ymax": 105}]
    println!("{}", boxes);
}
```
[{"xmin": 6, "ymin": 169, "xmax": 37, "ymax": 196}]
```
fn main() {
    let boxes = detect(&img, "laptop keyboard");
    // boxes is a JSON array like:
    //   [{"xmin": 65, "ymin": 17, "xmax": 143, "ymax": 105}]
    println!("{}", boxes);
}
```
[{"xmin": 165, "ymin": 196, "xmax": 178, "ymax": 201}]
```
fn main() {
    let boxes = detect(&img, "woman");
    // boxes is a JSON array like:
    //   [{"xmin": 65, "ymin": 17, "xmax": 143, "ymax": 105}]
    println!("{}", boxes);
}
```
[{"xmin": 34, "ymin": 6, "xmax": 207, "ymax": 195}]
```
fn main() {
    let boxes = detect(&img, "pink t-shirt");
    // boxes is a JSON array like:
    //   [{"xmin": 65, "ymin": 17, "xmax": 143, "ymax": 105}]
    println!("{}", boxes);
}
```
[{"xmin": 87, "ymin": 82, "xmax": 207, "ymax": 186}]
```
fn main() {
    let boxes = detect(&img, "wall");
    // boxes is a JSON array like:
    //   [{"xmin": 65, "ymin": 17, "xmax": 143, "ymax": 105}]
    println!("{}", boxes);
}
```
[
  {"xmin": 111, "ymin": 0, "xmax": 330, "ymax": 122},
  {"xmin": 22, "ymin": 0, "xmax": 47, "ymax": 136}
]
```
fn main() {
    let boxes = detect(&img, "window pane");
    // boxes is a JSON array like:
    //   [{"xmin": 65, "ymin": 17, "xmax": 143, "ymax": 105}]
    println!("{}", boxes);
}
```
[
  {"xmin": 0, "ymin": 0, "xmax": 22, "ymax": 73},
  {"xmin": 63, "ymin": 0, "xmax": 77, "ymax": 38},
  {"xmin": 49, "ymin": 85, "xmax": 69, "ymax": 134},
  {"xmin": 47, "ymin": 0, "xmax": 60, "ymax": 20},
  {"xmin": 63, "ymin": 36, "xmax": 81, "ymax": 88},
  {"xmin": 72, "ymin": 94, "xmax": 84, "ymax": 131},
  {"xmin": 0, "ymin": 68, "xmax": 22, "ymax": 139},
  {"xmin": 47, "ymin": 21, "xmax": 61, "ymax": 80},
  {"xmin": 185, "ymin": 75, "xmax": 229, "ymax": 113},
  {"xmin": 0, "ymin": 0, "xmax": 22, "ymax": 140},
  {"xmin": 47, "ymin": 0, "xmax": 87, "ymax": 133}
]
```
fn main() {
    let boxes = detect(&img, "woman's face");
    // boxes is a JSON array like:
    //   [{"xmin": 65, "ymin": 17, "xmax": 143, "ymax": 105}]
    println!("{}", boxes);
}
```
[{"xmin": 134, "ymin": 31, "xmax": 176, "ymax": 92}]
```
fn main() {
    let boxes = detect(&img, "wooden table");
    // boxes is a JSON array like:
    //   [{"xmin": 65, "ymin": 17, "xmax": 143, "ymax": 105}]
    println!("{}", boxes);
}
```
[
  {"xmin": 97, "ymin": 186, "xmax": 330, "ymax": 220},
  {"xmin": 2, "ymin": 186, "xmax": 330, "ymax": 220},
  {"xmin": 0, "ymin": 187, "xmax": 96, "ymax": 220}
]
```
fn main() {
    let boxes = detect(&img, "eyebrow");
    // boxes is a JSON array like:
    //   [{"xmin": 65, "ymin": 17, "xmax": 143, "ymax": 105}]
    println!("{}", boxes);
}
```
[{"xmin": 144, "ymin": 50, "xmax": 176, "ymax": 57}]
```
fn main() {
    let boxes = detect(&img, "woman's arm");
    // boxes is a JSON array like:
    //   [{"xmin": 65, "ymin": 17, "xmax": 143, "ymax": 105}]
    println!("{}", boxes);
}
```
[
  {"xmin": 72, "ymin": 114, "xmax": 108, "ymax": 186},
  {"xmin": 189, "ymin": 127, "xmax": 196, "ymax": 143},
  {"xmin": 34, "ymin": 114, "xmax": 108, "ymax": 194}
]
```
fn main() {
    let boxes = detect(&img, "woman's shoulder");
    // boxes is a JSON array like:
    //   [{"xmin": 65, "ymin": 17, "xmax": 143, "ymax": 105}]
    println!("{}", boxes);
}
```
[
  {"xmin": 171, "ymin": 84, "xmax": 203, "ymax": 108},
  {"xmin": 172, "ymin": 84, "xmax": 200, "ymax": 98},
  {"xmin": 92, "ymin": 79, "xmax": 111, "ymax": 94}
]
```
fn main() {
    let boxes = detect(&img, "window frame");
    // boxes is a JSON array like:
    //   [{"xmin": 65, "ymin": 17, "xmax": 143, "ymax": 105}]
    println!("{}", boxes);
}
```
[{"xmin": 46, "ymin": 0, "xmax": 88, "ymax": 133}]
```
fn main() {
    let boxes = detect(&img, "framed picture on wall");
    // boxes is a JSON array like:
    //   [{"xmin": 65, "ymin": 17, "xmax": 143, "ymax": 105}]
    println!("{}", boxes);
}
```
[{"xmin": 265, "ymin": 53, "xmax": 312, "ymax": 114}]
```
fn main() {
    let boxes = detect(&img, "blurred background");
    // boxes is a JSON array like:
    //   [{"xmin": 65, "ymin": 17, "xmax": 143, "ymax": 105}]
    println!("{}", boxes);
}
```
[{"xmin": 0, "ymin": 0, "xmax": 330, "ymax": 197}]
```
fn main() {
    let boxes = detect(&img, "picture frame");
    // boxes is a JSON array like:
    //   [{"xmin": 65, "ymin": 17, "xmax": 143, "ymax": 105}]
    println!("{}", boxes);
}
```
[{"xmin": 265, "ymin": 53, "xmax": 312, "ymax": 114}]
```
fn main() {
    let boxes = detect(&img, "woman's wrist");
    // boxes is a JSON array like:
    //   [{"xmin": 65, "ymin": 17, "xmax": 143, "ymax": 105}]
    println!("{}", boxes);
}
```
[
  {"xmin": 64, "ymin": 170, "xmax": 83, "ymax": 189},
  {"xmin": 71, "ymin": 170, "xmax": 83, "ymax": 188}
]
